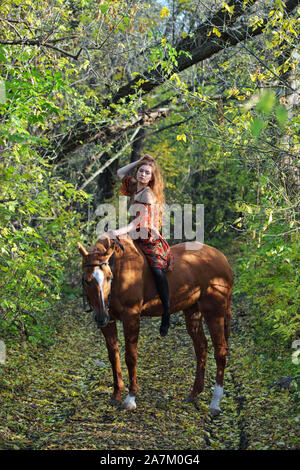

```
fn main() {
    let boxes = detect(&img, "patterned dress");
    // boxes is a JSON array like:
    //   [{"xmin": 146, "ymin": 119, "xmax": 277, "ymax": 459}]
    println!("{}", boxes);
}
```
[{"xmin": 120, "ymin": 176, "xmax": 174, "ymax": 272}]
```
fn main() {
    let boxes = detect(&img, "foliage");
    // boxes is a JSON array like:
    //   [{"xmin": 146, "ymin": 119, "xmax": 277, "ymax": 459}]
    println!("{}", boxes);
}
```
[
  {"xmin": 235, "ymin": 235, "xmax": 299, "ymax": 348},
  {"xmin": 0, "ymin": 34, "xmax": 89, "ymax": 344},
  {"xmin": 0, "ymin": 147, "xmax": 87, "ymax": 344}
]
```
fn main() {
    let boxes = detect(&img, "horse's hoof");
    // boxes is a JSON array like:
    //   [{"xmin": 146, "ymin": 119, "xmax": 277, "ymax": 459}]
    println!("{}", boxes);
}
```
[
  {"xmin": 184, "ymin": 396, "xmax": 195, "ymax": 403},
  {"xmin": 209, "ymin": 407, "xmax": 221, "ymax": 417},
  {"xmin": 110, "ymin": 398, "xmax": 122, "ymax": 407},
  {"xmin": 123, "ymin": 394, "xmax": 137, "ymax": 411},
  {"xmin": 159, "ymin": 324, "xmax": 169, "ymax": 337},
  {"xmin": 123, "ymin": 402, "xmax": 136, "ymax": 411},
  {"xmin": 184, "ymin": 396, "xmax": 200, "ymax": 410}
]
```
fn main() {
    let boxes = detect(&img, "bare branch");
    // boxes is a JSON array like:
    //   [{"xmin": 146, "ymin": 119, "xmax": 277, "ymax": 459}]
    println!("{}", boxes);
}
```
[{"xmin": 78, "ymin": 126, "xmax": 142, "ymax": 191}]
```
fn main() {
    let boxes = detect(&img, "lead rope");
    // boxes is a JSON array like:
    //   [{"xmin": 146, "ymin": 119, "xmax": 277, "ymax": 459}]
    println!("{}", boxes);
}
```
[{"xmin": 106, "ymin": 253, "xmax": 114, "ymax": 317}]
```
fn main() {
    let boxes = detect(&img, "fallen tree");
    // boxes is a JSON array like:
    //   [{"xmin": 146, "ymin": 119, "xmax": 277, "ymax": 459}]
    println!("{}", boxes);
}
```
[{"xmin": 46, "ymin": 0, "xmax": 299, "ymax": 160}]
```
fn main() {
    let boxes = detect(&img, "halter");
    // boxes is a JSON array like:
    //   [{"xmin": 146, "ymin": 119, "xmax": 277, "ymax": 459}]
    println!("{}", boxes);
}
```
[
  {"xmin": 81, "ymin": 237, "xmax": 124, "ymax": 314},
  {"xmin": 82, "ymin": 257, "xmax": 115, "ymax": 314}
]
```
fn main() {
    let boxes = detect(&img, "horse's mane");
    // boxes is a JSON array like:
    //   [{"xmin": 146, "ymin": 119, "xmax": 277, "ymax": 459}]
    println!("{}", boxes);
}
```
[{"xmin": 93, "ymin": 235, "xmax": 141, "ymax": 258}]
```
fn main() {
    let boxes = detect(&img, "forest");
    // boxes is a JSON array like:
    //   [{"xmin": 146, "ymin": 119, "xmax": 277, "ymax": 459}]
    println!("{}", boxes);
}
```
[{"xmin": 0, "ymin": 0, "xmax": 299, "ymax": 451}]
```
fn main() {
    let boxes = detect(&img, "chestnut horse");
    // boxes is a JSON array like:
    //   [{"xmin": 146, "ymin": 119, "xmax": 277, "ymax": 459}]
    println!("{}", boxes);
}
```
[{"xmin": 78, "ymin": 235, "xmax": 233, "ymax": 415}]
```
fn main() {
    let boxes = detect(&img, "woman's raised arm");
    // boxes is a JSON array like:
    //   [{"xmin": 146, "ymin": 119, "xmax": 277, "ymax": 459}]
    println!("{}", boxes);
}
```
[
  {"xmin": 117, "ymin": 161, "xmax": 138, "ymax": 180},
  {"xmin": 117, "ymin": 155, "xmax": 155, "ymax": 180}
]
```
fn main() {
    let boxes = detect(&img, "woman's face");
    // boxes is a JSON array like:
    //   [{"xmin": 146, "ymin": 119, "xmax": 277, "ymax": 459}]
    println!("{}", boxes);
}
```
[{"xmin": 136, "ymin": 164, "xmax": 152, "ymax": 185}]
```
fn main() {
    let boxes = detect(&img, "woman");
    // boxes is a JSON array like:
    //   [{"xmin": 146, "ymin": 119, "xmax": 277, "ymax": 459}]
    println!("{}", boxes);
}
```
[{"xmin": 106, "ymin": 154, "xmax": 174, "ymax": 337}]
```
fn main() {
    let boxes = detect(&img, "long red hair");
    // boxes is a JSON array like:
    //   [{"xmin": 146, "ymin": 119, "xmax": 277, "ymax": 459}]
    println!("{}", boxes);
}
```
[{"xmin": 133, "ymin": 154, "xmax": 165, "ymax": 231}]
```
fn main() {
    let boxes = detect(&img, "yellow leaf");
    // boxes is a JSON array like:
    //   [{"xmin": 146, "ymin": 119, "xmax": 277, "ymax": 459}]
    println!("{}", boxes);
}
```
[
  {"xmin": 222, "ymin": 2, "xmax": 234, "ymax": 14},
  {"xmin": 177, "ymin": 134, "xmax": 187, "ymax": 142},
  {"xmin": 213, "ymin": 27, "xmax": 221, "ymax": 37},
  {"xmin": 170, "ymin": 73, "xmax": 181, "ymax": 85},
  {"xmin": 268, "ymin": 210, "xmax": 273, "ymax": 225},
  {"xmin": 160, "ymin": 7, "xmax": 170, "ymax": 18}
]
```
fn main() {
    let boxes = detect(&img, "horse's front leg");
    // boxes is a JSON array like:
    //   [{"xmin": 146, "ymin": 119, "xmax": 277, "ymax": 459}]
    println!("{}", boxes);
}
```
[
  {"xmin": 100, "ymin": 320, "xmax": 124, "ymax": 405},
  {"xmin": 122, "ymin": 311, "xmax": 140, "ymax": 411}
]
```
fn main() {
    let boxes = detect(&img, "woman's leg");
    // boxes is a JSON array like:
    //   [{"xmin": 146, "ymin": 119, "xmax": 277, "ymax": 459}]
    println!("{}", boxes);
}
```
[{"xmin": 151, "ymin": 267, "xmax": 170, "ymax": 337}]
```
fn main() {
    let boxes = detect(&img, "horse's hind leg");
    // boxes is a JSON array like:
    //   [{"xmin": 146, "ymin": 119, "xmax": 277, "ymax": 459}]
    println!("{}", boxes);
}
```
[
  {"xmin": 203, "ymin": 311, "xmax": 228, "ymax": 416},
  {"xmin": 184, "ymin": 308, "xmax": 208, "ymax": 402}
]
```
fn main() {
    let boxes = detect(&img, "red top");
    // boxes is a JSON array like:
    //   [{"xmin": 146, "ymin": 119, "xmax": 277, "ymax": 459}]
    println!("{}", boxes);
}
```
[
  {"xmin": 120, "ymin": 176, "xmax": 174, "ymax": 272},
  {"xmin": 121, "ymin": 176, "xmax": 156, "ymax": 238}
]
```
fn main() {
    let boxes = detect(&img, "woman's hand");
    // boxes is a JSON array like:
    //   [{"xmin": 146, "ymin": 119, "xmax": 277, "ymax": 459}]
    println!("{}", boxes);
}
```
[
  {"xmin": 139, "ymin": 154, "xmax": 154, "ymax": 163},
  {"xmin": 106, "ymin": 229, "xmax": 119, "ymax": 239}
]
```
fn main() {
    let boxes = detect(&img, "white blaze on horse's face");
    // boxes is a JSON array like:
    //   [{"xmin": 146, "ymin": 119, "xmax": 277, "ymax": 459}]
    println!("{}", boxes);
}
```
[{"xmin": 93, "ymin": 267, "xmax": 106, "ymax": 312}]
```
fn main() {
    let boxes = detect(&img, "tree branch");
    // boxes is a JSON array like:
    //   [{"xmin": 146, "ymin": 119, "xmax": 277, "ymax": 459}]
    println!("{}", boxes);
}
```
[
  {"xmin": 0, "ymin": 34, "xmax": 82, "ymax": 59},
  {"xmin": 46, "ymin": 0, "xmax": 299, "ymax": 158},
  {"xmin": 78, "ymin": 126, "xmax": 142, "ymax": 191},
  {"xmin": 48, "ymin": 106, "xmax": 171, "ymax": 161}
]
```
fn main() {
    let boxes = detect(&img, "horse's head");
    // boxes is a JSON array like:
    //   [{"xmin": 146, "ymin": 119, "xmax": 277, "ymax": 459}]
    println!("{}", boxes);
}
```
[{"xmin": 78, "ymin": 235, "xmax": 124, "ymax": 327}]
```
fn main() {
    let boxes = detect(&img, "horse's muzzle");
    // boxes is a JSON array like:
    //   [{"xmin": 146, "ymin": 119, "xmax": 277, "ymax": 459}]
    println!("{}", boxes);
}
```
[{"xmin": 94, "ymin": 312, "xmax": 110, "ymax": 328}]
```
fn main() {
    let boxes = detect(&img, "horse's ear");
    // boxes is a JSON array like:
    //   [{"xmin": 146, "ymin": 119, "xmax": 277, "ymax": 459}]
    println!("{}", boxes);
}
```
[
  {"xmin": 78, "ymin": 242, "xmax": 88, "ymax": 257},
  {"xmin": 106, "ymin": 246, "xmax": 115, "ymax": 258},
  {"xmin": 97, "ymin": 233, "xmax": 111, "ymax": 250}
]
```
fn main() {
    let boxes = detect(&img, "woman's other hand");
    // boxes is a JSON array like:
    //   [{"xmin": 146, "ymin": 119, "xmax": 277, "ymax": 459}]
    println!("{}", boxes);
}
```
[{"xmin": 139, "ymin": 154, "xmax": 154, "ymax": 163}]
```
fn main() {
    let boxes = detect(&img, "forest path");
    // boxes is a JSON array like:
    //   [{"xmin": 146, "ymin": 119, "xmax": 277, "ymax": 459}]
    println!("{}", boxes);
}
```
[{"xmin": 0, "ymin": 265, "xmax": 297, "ymax": 450}]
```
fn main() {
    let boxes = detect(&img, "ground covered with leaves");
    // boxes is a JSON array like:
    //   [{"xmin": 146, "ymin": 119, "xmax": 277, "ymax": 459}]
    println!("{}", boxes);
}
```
[{"xmin": 0, "ymin": 287, "xmax": 298, "ymax": 451}]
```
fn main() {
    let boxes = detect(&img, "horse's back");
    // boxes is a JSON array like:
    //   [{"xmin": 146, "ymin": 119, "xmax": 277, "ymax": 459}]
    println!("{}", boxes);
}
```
[
  {"xmin": 169, "ymin": 242, "xmax": 233, "ymax": 287},
  {"xmin": 119, "ymin": 238, "xmax": 233, "ymax": 315},
  {"xmin": 121, "ymin": 237, "xmax": 233, "ymax": 287}
]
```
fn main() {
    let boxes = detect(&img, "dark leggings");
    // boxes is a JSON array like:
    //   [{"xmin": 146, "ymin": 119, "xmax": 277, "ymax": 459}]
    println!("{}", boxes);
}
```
[{"xmin": 151, "ymin": 267, "xmax": 170, "ymax": 336}]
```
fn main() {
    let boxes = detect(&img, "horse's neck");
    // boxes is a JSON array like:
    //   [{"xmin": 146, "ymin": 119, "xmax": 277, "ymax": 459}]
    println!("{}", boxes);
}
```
[{"xmin": 115, "ymin": 238, "xmax": 143, "ymax": 266}]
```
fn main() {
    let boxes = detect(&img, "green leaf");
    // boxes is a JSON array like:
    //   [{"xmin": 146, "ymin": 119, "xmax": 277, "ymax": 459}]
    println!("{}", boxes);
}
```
[
  {"xmin": 100, "ymin": 3, "xmax": 109, "ymax": 14},
  {"xmin": 275, "ymin": 104, "xmax": 288, "ymax": 127},
  {"xmin": 256, "ymin": 91, "xmax": 276, "ymax": 116},
  {"xmin": 250, "ymin": 117, "xmax": 264, "ymax": 138}
]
